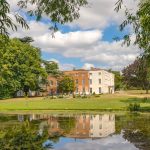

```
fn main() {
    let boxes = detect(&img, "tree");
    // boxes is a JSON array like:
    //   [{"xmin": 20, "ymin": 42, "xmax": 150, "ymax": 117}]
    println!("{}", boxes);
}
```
[
  {"xmin": 115, "ymin": 0, "xmax": 150, "ymax": 55},
  {"xmin": 122, "ymin": 56, "xmax": 150, "ymax": 93},
  {"xmin": 111, "ymin": 71, "xmax": 124, "ymax": 90},
  {"xmin": 0, "ymin": 0, "xmax": 88, "ymax": 37},
  {"xmin": 0, "ymin": 36, "xmax": 47, "ymax": 98},
  {"xmin": 0, "ymin": 121, "xmax": 51, "ymax": 150},
  {"xmin": 18, "ymin": 36, "xmax": 34, "ymax": 43},
  {"xmin": 58, "ymin": 75, "xmax": 75, "ymax": 94},
  {"xmin": 43, "ymin": 61, "xmax": 62, "ymax": 77}
]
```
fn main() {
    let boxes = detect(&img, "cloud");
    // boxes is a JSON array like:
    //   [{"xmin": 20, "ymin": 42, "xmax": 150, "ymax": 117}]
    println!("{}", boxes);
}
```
[
  {"xmin": 69, "ymin": 0, "xmax": 139, "ymax": 29},
  {"xmin": 9, "ymin": 0, "xmax": 140, "ymax": 71},
  {"xmin": 10, "ymin": 20, "xmax": 140, "ymax": 70},
  {"xmin": 54, "ymin": 134, "xmax": 138, "ymax": 150},
  {"xmin": 48, "ymin": 58, "xmax": 75, "ymax": 71},
  {"xmin": 82, "ymin": 63, "xmax": 95, "ymax": 70}
]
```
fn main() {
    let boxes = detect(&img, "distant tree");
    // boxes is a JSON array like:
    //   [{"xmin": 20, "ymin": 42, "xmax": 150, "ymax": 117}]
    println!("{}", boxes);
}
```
[
  {"xmin": 111, "ymin": 71, "xmax": 124, "ymax": 90},
  {"xmin": 0, "ymin": 37, "xmax": 47, "ymax": 98},
  {"xmin": 43, "ymin": 61, "xmax": 62, "ymax": 77},
  {"xmin": 58, "ymin": 76, "xmax": 75, "ymax": 94},
  {"xmin": 18, "ymin": 36, "xmax": 34, "ymax": 43},
  {"xmin": 122, "ymin": 56, "xmax": 150, "ymax": 93}
]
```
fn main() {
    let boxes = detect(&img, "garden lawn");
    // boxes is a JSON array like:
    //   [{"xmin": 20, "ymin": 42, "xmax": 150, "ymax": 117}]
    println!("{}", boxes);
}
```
[{"xmin": 0, "ymin": 94, "xmax": 150, "ymax": 112}]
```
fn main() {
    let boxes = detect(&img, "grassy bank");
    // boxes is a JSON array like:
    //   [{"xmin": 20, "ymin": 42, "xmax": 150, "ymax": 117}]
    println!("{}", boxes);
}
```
[{"xmin": 0, "ymin": 93, "xmax": 150, "ymax": 112}]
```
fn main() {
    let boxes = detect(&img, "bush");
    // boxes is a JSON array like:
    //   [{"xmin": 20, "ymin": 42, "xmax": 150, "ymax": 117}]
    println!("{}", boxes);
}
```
[
  {"xmin": 57, "ymin": 95, "xmax": 64, "ymax": 99},
  {"xmin": 142, "ymin": 97, "xmax": 148, "ymax": 103},
  {"xmin": 127, "ymin": 103, "xmax": 141, "ymax": 112},
  {"xmin": 81, "ymin": 94, "xmax": 88, "ymax": 99}
]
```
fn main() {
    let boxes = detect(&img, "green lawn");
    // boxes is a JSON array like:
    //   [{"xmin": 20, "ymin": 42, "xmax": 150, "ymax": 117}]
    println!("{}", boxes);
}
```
[{"xmin": 0, "ymin": 94, "xmax": 150, "ymax": 112}]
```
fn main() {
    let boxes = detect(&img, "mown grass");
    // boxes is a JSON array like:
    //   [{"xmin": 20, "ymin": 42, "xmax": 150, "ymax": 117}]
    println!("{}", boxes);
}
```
[{"xmin": 0, "ymin": 93, "xmax": 150, "ymax": 112}]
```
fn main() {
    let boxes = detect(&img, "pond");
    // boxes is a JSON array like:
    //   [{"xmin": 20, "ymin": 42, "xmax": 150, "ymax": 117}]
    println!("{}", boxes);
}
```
[{"xmin": 0, "ymin": 113, "xmax": 150, "ymax": 150}]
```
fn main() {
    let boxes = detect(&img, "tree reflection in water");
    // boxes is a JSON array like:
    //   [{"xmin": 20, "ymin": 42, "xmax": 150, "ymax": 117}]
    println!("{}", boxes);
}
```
[{"xmin": 0, "ymin": 121, "xmax": 52, "ymax": 150}]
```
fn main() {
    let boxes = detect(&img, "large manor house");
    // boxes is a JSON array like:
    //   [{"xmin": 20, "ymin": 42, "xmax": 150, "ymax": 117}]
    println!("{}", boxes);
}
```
[{"xmin": 47, "ymin": 67, "xmax": 114, "ymax": 95}]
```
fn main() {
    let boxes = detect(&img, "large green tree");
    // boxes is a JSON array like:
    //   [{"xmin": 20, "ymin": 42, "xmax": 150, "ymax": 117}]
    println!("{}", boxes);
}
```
[
  {"xmin": 0, "ymin": 37, "xmax": 47, "ymax": 98},
  {"xmin": 58, "ymin": 75, "xmax": 75, "ymax": 94},
  {"xmin": 0, "ymin": 0, "xmax": 88, "ymax": 37},
  {"xmin": 122, "ymin": 56, "xmax": 150, "ymax": 93}
]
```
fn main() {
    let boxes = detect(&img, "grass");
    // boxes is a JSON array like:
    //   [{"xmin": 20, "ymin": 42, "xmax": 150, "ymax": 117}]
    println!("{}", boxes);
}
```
[{"xmin": 0, "ymin": 92, "xmax": 150, "ymax": 113}]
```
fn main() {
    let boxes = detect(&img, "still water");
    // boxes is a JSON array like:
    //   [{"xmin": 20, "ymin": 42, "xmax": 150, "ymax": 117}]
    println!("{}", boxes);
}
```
[{"xmin": 0, "ymin": 113, "xmax": 150, "ymax": 150}]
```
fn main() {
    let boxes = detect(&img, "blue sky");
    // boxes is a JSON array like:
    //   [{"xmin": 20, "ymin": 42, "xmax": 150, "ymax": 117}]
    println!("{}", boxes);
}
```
[{"xmin": 9, "ymin": 0, "xmax": 139, "ymax": 71}]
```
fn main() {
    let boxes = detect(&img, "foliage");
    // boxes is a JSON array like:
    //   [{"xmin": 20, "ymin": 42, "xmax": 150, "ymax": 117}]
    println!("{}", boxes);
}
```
[
  {"xmin": 115, "ymin": 0, "xmax": 150, "ymax": 54},
  {"xmin": 58, "ymin": 117, "xmax": 75, "ymax": 134},
  {"xmin": 58, "ymin": 75, "xmax": 75, "ymax": 94},
  {"xmin": 111, "ymin": 71, "xmax": 124, "ymax": 90},
  {"xmin": 18, "ymin": 36, "xmax": 34, "ymax": 43},
  {"xmin": 122, "ymin": 56, "xmax": 150, "ymax": 93},
  {"xmin": 43, "ymin": 60, "xmax": 62, "ymax": 77},
  {"xmin": 0, "ymin": 0, "xmax": 88, "ymax": 37},
  {"xmin": 127, "ymin": 103, "xmax": 141, "ymax": 112},
  {"xmin": 0, "ymin": 37, "xmax": 47, "ymax": 98},
  {"xmin": 0, "ymin": 121, "xmax": 51, "ymax": 150},
  {"xmin": 0, "ymin": 0, "xmax": 29, "ymax": 37}
]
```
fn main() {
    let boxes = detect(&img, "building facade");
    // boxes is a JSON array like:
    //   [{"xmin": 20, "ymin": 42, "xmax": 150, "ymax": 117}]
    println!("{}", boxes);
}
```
[
  {"xmin": 47, "ymin": 68, "xmax": 114, "ymax": 95},
  {"xmin": 89, "ymin": 68, "xmax": 114, "ymax": 94},
  {"xmin": 64, "ymin": 70, "xmax": 89, "ymax": 94}
]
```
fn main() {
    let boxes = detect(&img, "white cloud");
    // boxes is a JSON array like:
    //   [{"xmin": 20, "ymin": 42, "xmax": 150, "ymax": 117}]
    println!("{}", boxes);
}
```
[
  {"xmin": 48, "ymin": 59, "xmax": 75, "ymax": 71},
  {"xmin": 55, "ymin": 134, "xmax": 138, "ymax": 150},
  {"xmin": 82, "ymin": 63, "xmax": 95, "ymax": 70},
  {"xmin": 69, "ymin": 0, "xmax": 139, "ymax": 29},
  {"xmin": 9, "ymin": 0, "xmax": 140, "ymax": 71},
  {"xmin": 10, "ymin": 20, "xmax": 140, "ymax": 70}
]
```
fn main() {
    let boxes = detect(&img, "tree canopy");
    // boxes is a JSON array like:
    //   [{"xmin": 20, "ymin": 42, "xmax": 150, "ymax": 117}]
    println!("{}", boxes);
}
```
[
  {"xmin": 0, "ymin": 36, "xmax": 47, "ymax": 98},
  {"xmin": 58, "ymin": 75, "xmax": 75, "ymax": 94},
  {"xmin": 43, "ymin": 60, "xmax": 62, "ymax": 77},
  {"xmin": 122, "ymin": 56, "xmax": 150, "ymax": 93}
]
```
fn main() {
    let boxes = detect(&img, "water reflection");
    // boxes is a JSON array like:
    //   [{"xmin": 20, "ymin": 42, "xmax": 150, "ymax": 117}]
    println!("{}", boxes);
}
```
[
  {"xmin": 18, "ymin": 114, "xmax": 115, "ymax": 139},
  {"xmin": 0, "ymin": 113, "xmax": 150, "ymax": 150}
]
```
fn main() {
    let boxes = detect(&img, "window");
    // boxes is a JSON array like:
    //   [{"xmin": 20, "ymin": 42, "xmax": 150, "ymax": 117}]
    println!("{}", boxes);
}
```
[
  {"xmin": 75, "ymin": 73, "xmax": 78, "ymax": 76},
  {"xmin": 76, "ymin": 79, "xmax": 78, "ymax": 84},
  {"xmin": 89, "ymin": 79, "xmax": 92, "ymax": 85},
  {"xmin": 99, "ymin": 124, "xmax": 102, "ymax": 129},
  {"xmin": 90, "ymin": 88, "xmax": 92, "ymax": 94},
  {"xmin": 49, "ymin": 80, "xmax": 53, "ymax": 86},
  {"xmin": 99, "ymin": 79, "xmax": 101, "ymax": 84},
  {"xmin": 82, "ymin": 79, "xmax": 85, "ymax": 85},
  {"xmin": 99, "ymin": 87, "xmax": 101, "ymax": 94},
  {"xmin": 90, "ymin": 124, "xmax": 93, "ymax": 129}
]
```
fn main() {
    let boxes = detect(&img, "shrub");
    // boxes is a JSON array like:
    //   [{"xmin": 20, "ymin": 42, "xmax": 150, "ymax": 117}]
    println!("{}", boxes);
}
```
[
  {"xmin": 142, "ymin": 97, "xmax": 148, "ymax": 103},
  {"xmin": 57, "ymin": 95, "xmax": 64, "ymax": 99},
  {"xmin": 81, "ymin": 94, "xmax": 88, "ymax": 99},
  {"xmin": 127, "ymin": 103, "xmax": 141, "ymax": 112}
]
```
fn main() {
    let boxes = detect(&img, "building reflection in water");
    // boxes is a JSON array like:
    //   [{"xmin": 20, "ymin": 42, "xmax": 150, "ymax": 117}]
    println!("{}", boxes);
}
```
[{"xmin": 18, "ymin": 114, "xmax": 115, "ymax": 139}]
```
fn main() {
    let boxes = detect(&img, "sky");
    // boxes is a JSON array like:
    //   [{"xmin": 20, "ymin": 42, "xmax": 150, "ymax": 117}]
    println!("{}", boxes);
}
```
[{"xmin": 9, "ymin": 0, "xmax": 140, "ymax": 71}]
